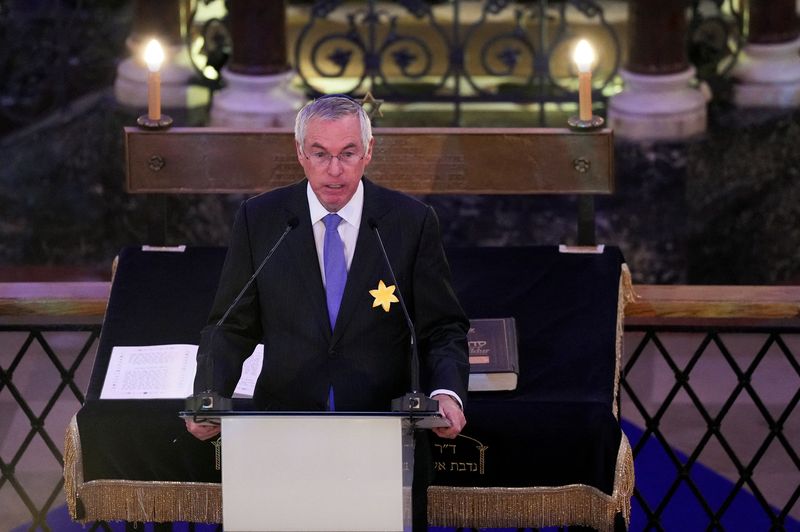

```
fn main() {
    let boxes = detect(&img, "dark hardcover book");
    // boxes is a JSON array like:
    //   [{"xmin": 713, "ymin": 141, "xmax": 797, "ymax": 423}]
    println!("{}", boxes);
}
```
[{"xmin": 467, "ymin": 317, "xmax": 519, "ymax": 391}]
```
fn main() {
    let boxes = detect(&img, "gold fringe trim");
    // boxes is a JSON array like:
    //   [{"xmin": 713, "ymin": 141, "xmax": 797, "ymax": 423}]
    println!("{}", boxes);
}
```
[
  {"xmin": 428, "ymin": 433, "xmax": 635, "ymax": 532},
  {"xmin": 75, "ymin": 479, "xmax": 221, "ymax": 524},
  {"xmin": 613, "ymin": 263, "xmax": 638, "ymax": 419},
  {"xmin": 612, "ymin": 264, "xmax": 627, "ymax": 419},
  {"xmin": 110, "ymin": 254, "xmax": 119, "ymax": 284},
  {"xmin": 64, "ymin": 416, "xmax": 83, "ymax": 521},
  {"xmin": 620, "ymin": 263, "xmax": 638, "ymax": 307},
  {"xmin": 64, "ymin": 416, "xmax": 222, "ymax": 524}
]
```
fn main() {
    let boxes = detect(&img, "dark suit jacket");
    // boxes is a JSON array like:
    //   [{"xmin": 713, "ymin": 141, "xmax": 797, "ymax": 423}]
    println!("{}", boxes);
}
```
[{"xmin": 194, "ymin": 178, "xmax": 469, "ymax": 411}]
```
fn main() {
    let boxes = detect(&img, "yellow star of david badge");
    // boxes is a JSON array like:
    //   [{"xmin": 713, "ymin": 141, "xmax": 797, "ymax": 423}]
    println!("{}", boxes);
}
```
[{"xmin": 370, "ymin": 280, "xmax": 399, "ymax": 312}]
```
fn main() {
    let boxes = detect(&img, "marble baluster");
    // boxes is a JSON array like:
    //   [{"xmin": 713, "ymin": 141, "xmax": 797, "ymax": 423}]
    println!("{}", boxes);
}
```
[
  {"xmin": 732, "ymin": 0, "xmax": 800, "ymax": 108},
  {"xmin": 608, "ymin": 0, "xmax": 707, "ymax": 141}
]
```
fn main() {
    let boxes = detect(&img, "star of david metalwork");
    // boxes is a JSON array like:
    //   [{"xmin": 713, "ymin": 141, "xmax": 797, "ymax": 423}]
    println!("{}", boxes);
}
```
[{"xmin": 359, "ymin": 91, "xmax": 384, "ymax": 120}]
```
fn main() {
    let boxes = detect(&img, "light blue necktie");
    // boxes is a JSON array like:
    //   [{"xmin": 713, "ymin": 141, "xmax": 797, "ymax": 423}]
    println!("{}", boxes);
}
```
[
  {"xmin": 323, "ymin": 213, "xmax": 347, "ymax": 330},
  {"xmin": 323, "ymin": 213, "xmax": 347, "ymax": 411}
]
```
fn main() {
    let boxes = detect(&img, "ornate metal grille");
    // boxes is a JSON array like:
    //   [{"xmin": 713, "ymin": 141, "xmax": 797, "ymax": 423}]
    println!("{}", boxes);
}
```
[
  {"xmin": 187, "ymin": 0, "xmax": 623, "ymax": 126},
  {"xmin": 689, "ymin": 0, "xmax": 745, "ymax": 81},
  {"xmin": 292, "ymin": 0, "xmax": 621, "ymax": 124},
  {"xmin": 0, "ymin": 324, "xmax": 100, "ymax": 531},
  {"xmin": 623, "ymin": 323, "xmax": 800, "ymax": 531}
]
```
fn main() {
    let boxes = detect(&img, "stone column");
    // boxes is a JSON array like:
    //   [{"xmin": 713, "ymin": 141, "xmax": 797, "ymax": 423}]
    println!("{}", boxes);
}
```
[
  {"xmin": 608, "ymin": 0, "xmax": 707, "ymax": 141},
  {"xmin": 209, "ymin": 0, "xmax": 305, "ymax": 128},
  {"xmin": 114, "ymin": 0, "xmax": 209, "ymax": 120},
  {"xmin": 731, "ymin": 0, "xmax": 800, "ymax": 107}
]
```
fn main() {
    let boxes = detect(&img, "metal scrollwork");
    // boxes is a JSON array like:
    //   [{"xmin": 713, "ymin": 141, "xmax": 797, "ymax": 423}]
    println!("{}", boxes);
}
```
[
  {"xmin": 185, "ymin": 0, "xmax": 231, "ymax": 86},
  {"xmin": 394, "ymin": 0, "xmax": 433, "ymax": 19},
  {"xmin": 689, "ymin": 0, "xmax": 745, "ymax": 81},
  {"xmin": 485, "ymin": 0, "xmax": 514, "ymax": 16},
  {"xmin": 311, "ymin": 0, "xmax": 345, "ymax": 19},
  {"xmin": 295, "ymin": 0, "xmax": 451, "ymax": 97},
  {"xmin": 293, "ymin": 0, "xmax": 620, "ymax": 123},
  {"xmin": 381, "ymin": 17, "xmax": 433, "ymax": 79},
  {"xmin": 570, "ymin": 0, "xmax": 602, "ymax": 19},
  {"xmin": 461, "ymin": 0, "xmax": 620, "ymax": 101},
  {"xmin": 472, "ymin": 8, "xmax": 537, "ymax": 89}
]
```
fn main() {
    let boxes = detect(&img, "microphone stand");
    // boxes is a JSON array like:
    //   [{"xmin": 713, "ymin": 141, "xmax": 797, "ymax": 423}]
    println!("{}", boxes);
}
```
[
  {"xmin": 369, "ymin": 220, "xmax": 439, "ymax": 414},
  {"xmin": 185, "ymin": 219, "xmax": 298, "ymax": 415}
]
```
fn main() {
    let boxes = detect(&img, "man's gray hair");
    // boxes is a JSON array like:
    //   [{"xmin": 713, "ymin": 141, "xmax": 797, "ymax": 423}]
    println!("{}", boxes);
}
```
[{"xmin": 295, "ymin": 96, "xmax": 373, "ymax": 155}]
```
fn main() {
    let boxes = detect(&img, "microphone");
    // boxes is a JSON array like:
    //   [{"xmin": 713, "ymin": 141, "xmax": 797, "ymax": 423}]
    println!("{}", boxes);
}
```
[
  {"xmin": 186, "ymin": 217, "xmax": 299, "ymax": 413},
  {"xmin": 368, "ymin": 218, "xmax": 439, "ymax": 414}
]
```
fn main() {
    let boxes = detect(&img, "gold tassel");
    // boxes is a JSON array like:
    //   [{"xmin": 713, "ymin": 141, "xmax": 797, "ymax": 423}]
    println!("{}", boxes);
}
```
[{"xmin": 612, "ymin": 433, "xmax": 635, "ymax": 527}]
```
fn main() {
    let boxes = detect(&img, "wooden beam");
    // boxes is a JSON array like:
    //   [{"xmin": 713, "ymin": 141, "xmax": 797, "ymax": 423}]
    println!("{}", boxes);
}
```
[
  {"xmin": 2, "ymin": 282, "xmax": 798, "ymax": 321},
  {"xmin": 124, "ymin": 127, "xmax": 615, "ymax": 195},
  {"xmin": 0, "ymin": 282, "xmax": 109, "ymax": 318},
  {"xmin": 628, "ymin": 285, "xmax": 800, "ymax": 320}
]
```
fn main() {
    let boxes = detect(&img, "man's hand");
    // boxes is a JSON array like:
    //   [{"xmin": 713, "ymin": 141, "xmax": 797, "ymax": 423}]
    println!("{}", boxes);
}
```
[
  {"xmin": 431, "ymin": 394, "xmax": 466, "ymax": 439},
  {"xmin": 185, "ymin": 418, "xmax": 221, "ymax": 440}
]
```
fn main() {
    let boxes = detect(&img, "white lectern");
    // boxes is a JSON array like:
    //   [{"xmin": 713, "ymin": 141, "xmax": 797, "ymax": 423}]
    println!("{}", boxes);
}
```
[{"xmin": 209, "ymin": 412, "xmax": 442, "ymax": 532}]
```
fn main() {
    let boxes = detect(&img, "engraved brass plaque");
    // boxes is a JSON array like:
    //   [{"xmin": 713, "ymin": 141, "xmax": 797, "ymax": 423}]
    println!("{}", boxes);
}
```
[{"xmin": 125, "ymin": 127, "xmax": 613, "ymax": 195}]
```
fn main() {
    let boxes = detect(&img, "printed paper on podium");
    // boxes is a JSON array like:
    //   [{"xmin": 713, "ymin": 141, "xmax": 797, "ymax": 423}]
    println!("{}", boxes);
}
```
[{"xmin": 100, "ymin": 344, "xmax": 263, "ymax": 399}]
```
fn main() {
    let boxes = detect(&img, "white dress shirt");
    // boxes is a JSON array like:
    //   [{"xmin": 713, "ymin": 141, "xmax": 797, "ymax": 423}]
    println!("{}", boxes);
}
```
[{"xmin": 307, "ymin": 180, "xmax": 363, "ymax": 286}]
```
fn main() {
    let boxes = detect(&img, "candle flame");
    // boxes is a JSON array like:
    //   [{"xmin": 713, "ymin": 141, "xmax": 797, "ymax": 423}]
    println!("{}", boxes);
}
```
[
  {"xmin": 573, "ymin": 39, "xmax": 596, "ymax": 73},
  {"xmin": 144, "ymin": 39, "xmax": 164, "ymax": 73}
]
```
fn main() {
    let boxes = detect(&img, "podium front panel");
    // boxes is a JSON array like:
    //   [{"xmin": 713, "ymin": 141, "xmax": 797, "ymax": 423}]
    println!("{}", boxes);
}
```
[{"xmin": 221, "ymin": 415, "xmax": 410, "ymax": 531}]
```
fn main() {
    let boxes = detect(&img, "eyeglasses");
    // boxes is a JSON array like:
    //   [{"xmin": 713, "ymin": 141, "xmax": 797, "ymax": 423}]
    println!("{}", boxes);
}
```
[{"xmin": 304, "ymin": 150, "xmax": 365, "ymax": 167}]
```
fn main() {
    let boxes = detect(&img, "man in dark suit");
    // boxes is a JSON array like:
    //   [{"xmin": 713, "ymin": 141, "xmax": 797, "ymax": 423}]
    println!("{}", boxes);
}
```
[{"xmin": 186, "ymin": 95, "xmax": 469, "ymax": 528}]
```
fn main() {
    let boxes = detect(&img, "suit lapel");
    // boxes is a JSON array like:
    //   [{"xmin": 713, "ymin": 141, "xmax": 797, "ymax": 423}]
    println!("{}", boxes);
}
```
[
  {"xmin": 282, "ymin": 180, "xmax": 331, "ymax": 341},
  {"xmin": 331, "ymin": 179, "xmax": 392, "ymax": 344}
]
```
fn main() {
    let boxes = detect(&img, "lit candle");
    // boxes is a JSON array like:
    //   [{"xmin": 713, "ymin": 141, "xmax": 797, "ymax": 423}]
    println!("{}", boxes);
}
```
[
  {"xmin": 144, "ymin": 39, "xmax": 164, "ymax": 121},
  {"xmin": 573, "ymin": 39, "xmax": 596, "ymax": 122}
]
